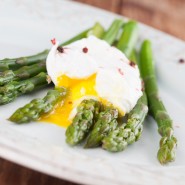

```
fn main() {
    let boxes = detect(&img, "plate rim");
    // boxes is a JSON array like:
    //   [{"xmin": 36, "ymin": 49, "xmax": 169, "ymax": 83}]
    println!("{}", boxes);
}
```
[
  {"xmin": 0, "ymin": 0, "xmax": 185, "ymax": 184},
  {"xmin": 0, "ymin": 126, "xmax": 184, "ymax": 185}
]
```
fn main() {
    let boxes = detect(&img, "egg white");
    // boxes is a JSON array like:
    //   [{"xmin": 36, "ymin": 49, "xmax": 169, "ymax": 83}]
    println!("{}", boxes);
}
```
[{"xmin": 46, "ymin": 36, "xmax": 142, "ymax": 119}]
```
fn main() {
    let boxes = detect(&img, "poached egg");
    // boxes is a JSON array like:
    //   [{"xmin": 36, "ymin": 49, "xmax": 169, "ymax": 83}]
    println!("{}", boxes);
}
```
[{"xmin": 41, "ymin": 36, "xmax": 142, "ymax": 127}]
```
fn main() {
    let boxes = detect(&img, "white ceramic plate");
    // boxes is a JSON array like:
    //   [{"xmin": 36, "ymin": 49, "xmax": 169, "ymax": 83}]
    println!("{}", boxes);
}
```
[{"xmin": 0, "ymin": 0, "xmax": 185, "ymax": 184}]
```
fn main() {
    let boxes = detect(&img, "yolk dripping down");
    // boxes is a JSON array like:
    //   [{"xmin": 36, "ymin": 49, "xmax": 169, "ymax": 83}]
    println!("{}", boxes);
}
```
[{"xmin": 40, "ymin": 74, "xmax": 98, "ymax": 127}]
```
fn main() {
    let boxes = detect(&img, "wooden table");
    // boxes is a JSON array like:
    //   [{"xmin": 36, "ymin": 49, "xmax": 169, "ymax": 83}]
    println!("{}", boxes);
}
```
[
  {"xmin": 1, "ymin": 0, "xmax": 184, "ymax": 185},
  {"xmin": 75, "ymin": 0, "xmax": 185, "ymax": 40}
]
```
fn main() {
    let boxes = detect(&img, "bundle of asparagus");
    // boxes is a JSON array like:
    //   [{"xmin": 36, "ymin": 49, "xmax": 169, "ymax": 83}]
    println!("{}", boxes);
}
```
[
  {"xmin": 0, "ymin": 72, "xmax": 48, "ymax": 105},
  {"xmin": 0, "ymin": 62, "xmax": 46, "ymax": 86},
  {"xmin": 6, "ymin": 19, "xmax": 177, "ymax": 165}
]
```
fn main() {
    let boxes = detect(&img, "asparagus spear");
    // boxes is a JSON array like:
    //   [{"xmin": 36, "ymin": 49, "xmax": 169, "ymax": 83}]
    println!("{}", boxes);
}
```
[
  {"xmin": 0, "ymin": 23, "xmax": 104, "ymax": 72},
  {"xmin": 9, "ymin": 87, "xmax": 66, "ymax": 124},
  {"xmin": 102, "ymin": 19, "xmax": 124, "ymax": 45},
  {"xmin": 102, "ymin": 93, "xmax": 148, "ymax": 152},
  {"xmin": 0, "ymin": 72, "xmax": 48, "ymax": 105},
  {"xmin": 65, "ymin": 99, "xmax": 101, "ymax": 146},
  {"xmin": 139, "ymin": 40, "xmax": 177, "ymax": 164},
  {"xmin": 87, "ymin": 22, "xmax": 105, "ymax": 39},
  {"xmin": 116, "ymin": 21, "xmax": 139, "ymax": 58},
  {"xmin": 0, "ymin": 62, "xmax": 46, "ymax": 86},
  {"xmin": 84, "ymin": 108, "xmax": 118, "ymax": 148},
  {"xmin": 0, "ymin": 50, "xmax": 48, "ymax": 72}
]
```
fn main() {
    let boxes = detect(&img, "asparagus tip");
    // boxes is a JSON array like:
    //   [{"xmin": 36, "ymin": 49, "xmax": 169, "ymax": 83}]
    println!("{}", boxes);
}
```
[{"xmin": 157, "ymin": 136, "xmax": 177, "ymax": 164}]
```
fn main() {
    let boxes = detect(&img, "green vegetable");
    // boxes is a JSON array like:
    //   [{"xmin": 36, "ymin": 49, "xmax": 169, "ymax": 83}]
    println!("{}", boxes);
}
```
[
  {"xmin": 102, "ymin": 93, "xmax": 148, "ymax": 152},
  {"xmin": 65, "ymin": 99, "xmax": 101, "ymax": 146},
  {"xmin": 0, "ymin": 72, "xmax": 48, "ymax": 105},
  {"xmin": 0, "ymin": 50, "xmax": 48, "ymax": 72},
  {"xmin": 85, "ymin": 108, "xmax": 118, "ymax": 148},
  {"xmin": 139, "ymin": 40, "xmax": 177, "ymax": 164},
  {"xmin": 0, "ymin": 62, "xmax": 46, "ymax": 86},
  {"xmin": 9, "ymin": 87, "xmax": 67, "ymax": 124},
  {"xmin": 87, "ymin": 22, "xmax": 105, "ymax": 38},
  {"xmin": 102, "ymin": 19, "xmax": 124, "ymax": 45},
  {"xmin": 116, "ymin": 21, "xmax": 139, "ymax": 58}
]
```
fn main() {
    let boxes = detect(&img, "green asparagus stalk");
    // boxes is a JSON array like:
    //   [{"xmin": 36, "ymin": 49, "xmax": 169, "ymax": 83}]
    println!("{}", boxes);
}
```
[
  {"xmin": 87, "ymin": 22, "xmax": 105, "ymax": 38},
  {"xmin": 102, "ymin": 19, "xmax": 124, "ymax": 45},
  {"xmin": 65, "ymin": 99, "xmax": 101, "ymax": 146},
  {"xmin": 0, "ymin": 62, "xmax": 46, "ymax": 86},
  {"xmin": 0, "ymin": 50, "xmax": 47, "ymax": 72},
  {"xmin": 0, "ymin": 23, "xmax": 104, "ymax": 72},
  {"xmin": 139, "ymin": 40, "xmax": 177, "ymax": 164},
  {"xmin": 102, "ymin": 93, "xmax": 148, "ymax": 152},
  {"xmin": 0, "ymin": 72, "xmax": 48, "ymax": 105},
  {"xmin": 9, "ymin": 87, "xmax": 66, "ymax": 124},
  {"xmin": 84, "ymin": 108, "xmax": 118, "ymax": 148},
  {"xmin": 116, "ymin": 21, "xmax": 139, "ymax": 58},
  {"xmin": 129, "ymin": 50, "xmax": 138, "ymax": 64}
]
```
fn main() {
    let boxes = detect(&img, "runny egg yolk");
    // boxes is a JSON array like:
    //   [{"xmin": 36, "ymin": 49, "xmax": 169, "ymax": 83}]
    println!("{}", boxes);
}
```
[{"xmin": 40, "ymin": 74, "xmax": 98, "ymax": 127}]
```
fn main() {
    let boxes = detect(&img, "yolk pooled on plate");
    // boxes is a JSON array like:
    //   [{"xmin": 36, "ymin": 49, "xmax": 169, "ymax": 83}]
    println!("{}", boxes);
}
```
[{"xmin": 40, "ymin": 74, "xmax": 98, "ymax": 127}]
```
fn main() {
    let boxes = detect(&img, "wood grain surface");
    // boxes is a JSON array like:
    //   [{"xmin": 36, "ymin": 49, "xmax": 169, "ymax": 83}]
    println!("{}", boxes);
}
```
[
  {"xmin": 0, "ymin": 158, "xmax": 78, "ymax": 185},
  {"xmin": 1, "ymin": 0, "xmax": 184, "ymax": 185},
  {"xmin": 76, "ymin": 0, "xmax": 185, "ymax": 40}
]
